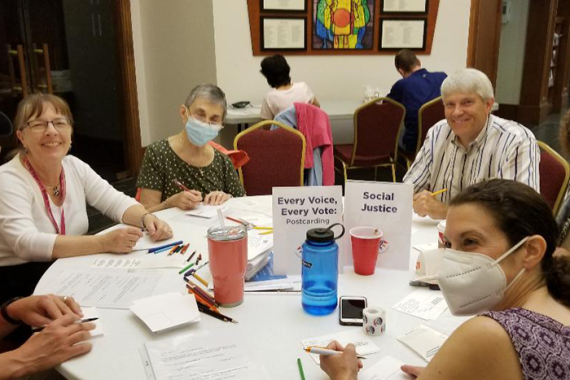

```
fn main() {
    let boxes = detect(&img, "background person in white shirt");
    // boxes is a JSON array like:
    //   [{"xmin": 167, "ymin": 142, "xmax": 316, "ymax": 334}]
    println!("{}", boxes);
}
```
[
  {"xmin": 259, "ymin": 54, "xmax": 320, "ymax": 120},
  {"xmin": 403, "ymin": 68, "xmax": 540, "ymax": 219}
]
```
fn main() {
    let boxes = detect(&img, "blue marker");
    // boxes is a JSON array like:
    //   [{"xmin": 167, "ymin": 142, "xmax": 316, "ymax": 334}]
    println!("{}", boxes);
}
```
[{"xmin": 147, "ymin": 240, "xmax": 183, "ymax": 254}]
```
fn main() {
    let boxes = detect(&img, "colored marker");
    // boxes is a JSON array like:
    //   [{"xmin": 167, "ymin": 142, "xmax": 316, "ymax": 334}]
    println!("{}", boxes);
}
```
[{"xmin": 148, "ymin": 240, "xmax": 183, "ymax": 254}]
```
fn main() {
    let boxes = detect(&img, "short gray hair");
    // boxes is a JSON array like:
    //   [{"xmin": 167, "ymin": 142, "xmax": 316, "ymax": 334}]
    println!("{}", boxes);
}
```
[
  {"xmin": 441, "ymin": 68, "xmax": 494, "ymax": 102},
  {"xmin": 184, "ymin": 84, "xmax": 227, "ymax": 120}
]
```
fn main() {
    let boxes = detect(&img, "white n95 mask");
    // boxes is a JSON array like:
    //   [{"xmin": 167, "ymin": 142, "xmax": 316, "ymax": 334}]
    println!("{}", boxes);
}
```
[{"xmin": 436, "ymin": 237, "xmax": 529, "ymax": 316}]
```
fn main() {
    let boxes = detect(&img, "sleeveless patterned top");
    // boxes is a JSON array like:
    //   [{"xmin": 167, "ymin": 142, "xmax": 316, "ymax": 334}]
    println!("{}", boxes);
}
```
[{"xmin": 482, "ymin": 308, "xmax": 570, "ymax": 380}]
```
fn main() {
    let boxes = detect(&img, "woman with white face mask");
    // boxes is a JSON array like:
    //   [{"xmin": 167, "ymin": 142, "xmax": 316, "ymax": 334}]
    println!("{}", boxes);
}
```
[
  {"xmin": 137, "ymin": 84, "xmax": 245, "ymax": 212},
  {"xmin": 320, "ymin": 179, "xmax": 570, "ymax": 380}
]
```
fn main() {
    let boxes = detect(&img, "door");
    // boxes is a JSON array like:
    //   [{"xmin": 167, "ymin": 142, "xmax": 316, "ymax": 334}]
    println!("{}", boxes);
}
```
[{"xmin": 0, "ymin": 0, "xmax": 139, "ymax": 181}]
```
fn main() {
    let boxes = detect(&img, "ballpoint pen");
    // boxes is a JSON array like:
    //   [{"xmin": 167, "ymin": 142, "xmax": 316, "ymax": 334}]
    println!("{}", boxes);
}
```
[
  {"xmin": 197, "ymin": 302, "xmax": 237, "ymax": 323},
  {"xmin": 32, "ymin": 317, "xmax": 99, "ymax": 332},
  {"xmin": 305, "ymin": 346, "xmax": 366, "ymax": 359}
]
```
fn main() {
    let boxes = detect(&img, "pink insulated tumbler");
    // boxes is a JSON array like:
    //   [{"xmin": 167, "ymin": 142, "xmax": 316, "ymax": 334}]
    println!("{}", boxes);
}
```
[{"xmin": 207, "ymin": 225, "xmax": 248, "ymax": 307}]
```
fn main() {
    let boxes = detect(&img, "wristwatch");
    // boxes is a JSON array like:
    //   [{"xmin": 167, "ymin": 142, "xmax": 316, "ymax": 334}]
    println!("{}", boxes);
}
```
[{"xmin": 0, "ymin": 297, "xmax": 23, "ymax": 325}]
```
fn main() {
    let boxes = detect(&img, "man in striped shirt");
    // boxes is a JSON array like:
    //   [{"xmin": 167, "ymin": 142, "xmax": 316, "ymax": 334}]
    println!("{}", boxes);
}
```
[{"xmin": 403, "ymin": 68, "xmax": 540, "ymax": 219}]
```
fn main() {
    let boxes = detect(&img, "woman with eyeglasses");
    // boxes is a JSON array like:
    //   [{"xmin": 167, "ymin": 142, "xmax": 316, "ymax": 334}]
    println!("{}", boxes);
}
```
[
  {"xmin": 0, "ymin": 94, "xmax": 173, "ymax": 303},
  {"xmin": 319, "ymin": 179, "xmax": 570, "ymax": 380},
  {"xmin": 137, "ymin": 84, "xmax": 245, "ymax": 212}
]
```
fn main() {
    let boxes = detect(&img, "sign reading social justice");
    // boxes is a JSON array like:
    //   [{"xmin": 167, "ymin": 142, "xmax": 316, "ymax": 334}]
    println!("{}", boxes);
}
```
[
  {"xmin": 344, "ymin": 180, "xmax": 413, "ymax": 270},
  {"xmin": 273, "ymin": 186, "xmax": 343, "ymax": 275}
]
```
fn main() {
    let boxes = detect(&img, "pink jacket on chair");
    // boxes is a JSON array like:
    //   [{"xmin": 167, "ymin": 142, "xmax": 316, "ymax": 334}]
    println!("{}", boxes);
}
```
[{"xmin": 294, "ymin": 103, "xmax": 334, "ymax": 186}]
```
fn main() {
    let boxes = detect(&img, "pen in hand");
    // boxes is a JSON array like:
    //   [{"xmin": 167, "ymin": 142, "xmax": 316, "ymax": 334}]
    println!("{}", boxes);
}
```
[
  {"xmin": 430, "ymin": 188, "xmax": 448, "ymax": 197},
  {"xmin": 32, "ymin": 317, "xmax": 99, "ymax": 332},
  {"xmin": 305, "ymin": 346, "xmax": 367, "ymax": 359}
]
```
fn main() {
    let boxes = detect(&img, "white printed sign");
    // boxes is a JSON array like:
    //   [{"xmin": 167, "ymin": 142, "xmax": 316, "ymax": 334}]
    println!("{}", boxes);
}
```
[
  {"xmin": 344, "ymin": 180, "xmax": 413, "ymax": 270},
  {"xmin": 273, "ymin": 186, "xmax": 343, "ymax": 275}
]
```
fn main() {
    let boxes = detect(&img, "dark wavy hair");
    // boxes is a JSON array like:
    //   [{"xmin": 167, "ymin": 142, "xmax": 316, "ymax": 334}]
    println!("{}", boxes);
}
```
[
  {"xmin": 260, "ymin": 54, "xmax": 291, "ymax": 88},
  {"xmin": 450, "ymin": 179, "xmax": 570, "ymax": 307}
]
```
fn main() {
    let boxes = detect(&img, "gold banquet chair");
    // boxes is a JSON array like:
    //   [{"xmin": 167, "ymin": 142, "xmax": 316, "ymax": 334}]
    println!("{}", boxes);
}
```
[
  {"xmin": 333, "ymin": 97, "xmax": 406, "ymax": 183},
  {"xmin": 234, "ymin": 120, "xmax": 306, "ymax": 196}
]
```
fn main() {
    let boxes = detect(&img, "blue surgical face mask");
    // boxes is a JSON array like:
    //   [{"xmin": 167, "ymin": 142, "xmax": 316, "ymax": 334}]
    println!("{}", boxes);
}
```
[{"xmin": 184, "ymin": 110, "xmax": 223, "ymax": 147}]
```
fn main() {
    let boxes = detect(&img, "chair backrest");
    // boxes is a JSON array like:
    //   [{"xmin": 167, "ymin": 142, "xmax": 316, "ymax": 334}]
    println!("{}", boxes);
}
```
[
  {"xmin": 351, "ymin": 97, "xmax": 405, "ymax": 165},
  {"xmin": 416, "ymin": 96, "xmax": 445, "ymax": 153},
  {"xmin": 234, "ymin": 120, "xmax": 306, "ymax": 196},
  {"xmin": 538, "ymin": 141, "xmax": 570, "ymax": 215}
]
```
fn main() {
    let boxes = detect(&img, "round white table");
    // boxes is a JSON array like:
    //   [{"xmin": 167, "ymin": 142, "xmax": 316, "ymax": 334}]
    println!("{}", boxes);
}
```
[{"xmin": 35, "ymin": 196, "xmax": 465, "ymax": 380}]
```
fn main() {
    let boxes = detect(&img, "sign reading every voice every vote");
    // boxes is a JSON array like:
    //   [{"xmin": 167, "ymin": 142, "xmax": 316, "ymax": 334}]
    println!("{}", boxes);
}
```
[
  {"xmin": 344, "ymin": 180, "xmax": 413, "ymax": 271},
  {"xmin": 273, "ymin": 186, "xmax": 343, "ymax": 275}
]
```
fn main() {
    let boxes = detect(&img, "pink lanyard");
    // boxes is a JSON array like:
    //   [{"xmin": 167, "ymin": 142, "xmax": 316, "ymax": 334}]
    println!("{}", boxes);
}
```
[{"xmin": 23, "ymin": 156, "xmax": 66, "ymax": 235}]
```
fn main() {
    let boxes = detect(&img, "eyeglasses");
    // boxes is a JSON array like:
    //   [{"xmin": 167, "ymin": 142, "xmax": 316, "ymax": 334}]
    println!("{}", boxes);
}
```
[{"xmin": 25, "ymin": 118, "xmax": 72, "ymax": 133}]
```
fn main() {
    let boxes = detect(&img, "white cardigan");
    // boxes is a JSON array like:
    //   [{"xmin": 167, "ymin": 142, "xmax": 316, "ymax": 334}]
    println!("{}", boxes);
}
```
[{"xmin": 0, "ymin": 154, "xmax": 138, "ymax": 266}]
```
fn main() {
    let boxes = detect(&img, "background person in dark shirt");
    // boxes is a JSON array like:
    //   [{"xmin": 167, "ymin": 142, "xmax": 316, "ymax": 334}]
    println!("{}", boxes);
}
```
[{"xmin": 386, "ymin": 49, "xmax": 447, "ymax": 153}]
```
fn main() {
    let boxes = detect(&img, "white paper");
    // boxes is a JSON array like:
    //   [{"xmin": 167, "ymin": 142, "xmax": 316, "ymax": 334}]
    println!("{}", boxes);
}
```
[
  {"xmin": 263, "ymin": 0, "xmax": 305, "ymax": 11},
  {"xmin": 263, "ymin": 18, "xmax": 305, "ymax": 49},
  {"xmin": 244, "ymin": 275, "xmax": 301, "ymax": 292},
  {"xmin": 413, "ymin": 242, "xmax": 438, "ymax": 253},
  {"xmin": 90, "ymin": 256, "xmax": 186, "ymax": 270},
  {"xmin": 248, "ymin": 232, "xmax": 273, "ymax": 261},
  {"xmin": 392, "ymin": 290, "xmax": 448, "ymax": 321},
  {"xmin": 185, "ymin": 204, "xmax": 228, "ymax": 219},
  {"xmin": 301, "ymin": 329, "xmax": 380, "ymax": 365},
  {"xmin": 381, "ymin": 20, "xmax": 426, "ymax": 49},
  {"xmin": 412, "ymin": 213, "xmax": 441, "ymax": 224},
  {"xmin": 130, "ymin": 292, "xmax": 200, "ymax": 333},
  {"xmin": 383, "ymin": 0, "xmax": 427, "ymax": 12},
  {"xmin": 361, "ymin": 356, "xmax": 412, "ymax": 380},
  {"xmin": 40, "ymin": 269, "xmax": 161, "ymax": 309},
  {"xmin": 344, "ymin": 181, "xmax": 413, "ymax": 270},
  {"xmin": 397, "ymin": 325, "xmax": 448, "ymax": 362},
  {"xmin": 143, "ymin": 330, "xmax": 269, "ymax": 380},
  {"xmin": 273, "ymin": 186, "xmax": 343, "ymax": 275},
  {"xmin": 81, "ymin": 307, "xmax": 104, "ymax": 337}
]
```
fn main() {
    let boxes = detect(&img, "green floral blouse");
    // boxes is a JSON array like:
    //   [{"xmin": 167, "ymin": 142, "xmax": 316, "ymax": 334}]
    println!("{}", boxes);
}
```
[{"xmin": 136, "ymin": 139, "xmax": 246, "ymax": 201}]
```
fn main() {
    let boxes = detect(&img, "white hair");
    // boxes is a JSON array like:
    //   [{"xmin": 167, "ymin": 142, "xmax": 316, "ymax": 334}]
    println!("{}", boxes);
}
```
[{"xmin": 441, "ymin": 68, "xmax": 494, "ymax": 102}]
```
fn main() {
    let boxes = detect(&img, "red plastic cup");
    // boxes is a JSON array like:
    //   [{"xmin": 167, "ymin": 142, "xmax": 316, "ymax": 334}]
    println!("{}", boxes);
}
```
[
  {"xmin": 208, "ymin": 225, "xmax": 248, "ymax": 307},
  {"xmin": 350, "ymin": 226, "xmax": 383, "ymax": 276}
]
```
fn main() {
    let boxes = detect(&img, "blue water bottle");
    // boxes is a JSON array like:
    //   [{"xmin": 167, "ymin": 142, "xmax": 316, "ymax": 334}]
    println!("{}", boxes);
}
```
[{"xmin": 302, "ymin": 223, "xmax": 345, "ymax": 315}]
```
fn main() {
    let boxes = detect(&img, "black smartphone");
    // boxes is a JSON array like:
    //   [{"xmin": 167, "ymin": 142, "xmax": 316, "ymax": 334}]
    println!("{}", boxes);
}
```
[{"xmin": 339, "ymin": 296, "xmax": 367, "ymax": 326}]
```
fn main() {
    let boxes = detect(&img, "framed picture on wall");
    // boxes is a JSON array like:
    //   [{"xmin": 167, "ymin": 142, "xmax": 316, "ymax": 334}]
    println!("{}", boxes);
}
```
[
  {"xmin": 381, "ymin": 0, "xmax": 428, "ymax": 14},
  {"xmin": 261, "ymin": 0, "xmax": 307, "ymax": 12},
  {"xmin": 261, "ymin": 17, "xmax": 307, "ymax": 50},
  {"xmin": 379, "ymin": 18, "xmax": 427, "ymax": 50},
  {"xmin": 312, "ymin": 0, "xmax": 375, "ymax": 50}
]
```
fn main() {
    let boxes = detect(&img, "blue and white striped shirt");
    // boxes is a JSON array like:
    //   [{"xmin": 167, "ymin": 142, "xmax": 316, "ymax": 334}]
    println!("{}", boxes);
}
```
[{"xmin": 403, "ymin": 114, "xmax": 540, "ymax": 204}]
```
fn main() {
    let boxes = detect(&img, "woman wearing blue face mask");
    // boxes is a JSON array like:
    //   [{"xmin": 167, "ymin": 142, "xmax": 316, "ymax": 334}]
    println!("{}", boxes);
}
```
[
  {"xmin": 137, "ymin": 84, "xmax": 245, "ymax": 212},
  {"xmin": 320, "ymin": 179, "xmax": 570, "ymax": 380}
]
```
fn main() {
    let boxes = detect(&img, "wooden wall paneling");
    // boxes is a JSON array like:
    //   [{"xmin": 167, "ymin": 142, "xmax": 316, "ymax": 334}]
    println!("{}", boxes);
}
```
[
  {"xmin": 114, "ymin": 0, "xmax": 143, "ymax": 177},
  {"xmin": 518, "ymin": 0, "xmax": 558, "ymax": 125},
  {"xmin": 466, "ymin": 0, "xmax": 502, "ymax": 88},
  {"xmin": 247, "ymin": 0, "xmax": 440, "ymax": 56}
]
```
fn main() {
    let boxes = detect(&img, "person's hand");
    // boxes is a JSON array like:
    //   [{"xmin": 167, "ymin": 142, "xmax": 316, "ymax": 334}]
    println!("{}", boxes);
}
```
[
  {"xmin": 401, "ymin": 364, "xmax": 425, "ymax": 378},
  {"xmin": 319, "ymin": 341, "xmax": 362, "ymax": 380},
  {"xmin": 143, "ymin": 215, "xmax": 173, "ymax": 242},
  {"xmin": 203, "ymin": 191, "xmax": 230, "ymax": 205},
  {"xmin": 169, "ymin": 190, "xmax": 202, "ymax": 210},
  {"xmin": 98, "ymin": 227, "xmax": 143, "ymax": 253},
  {"xmin": 6, "ymin": 295, "xmax": 82, "ymax": 327},
  {"xmin": 413, "ymin": 191, "xmax": 448, "ymax": 219},
  {"xmin": 7, "ymin": 314, "xmax": 94, "ymax": 378}
]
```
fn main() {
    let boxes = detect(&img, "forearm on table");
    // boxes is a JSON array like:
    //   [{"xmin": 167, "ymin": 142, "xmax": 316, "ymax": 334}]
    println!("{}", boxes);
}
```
[
  {"xmin": 51, "ymin": 234, "xmax": 104, "ymax": 259},
  {"xmin": 0, "ymin": 351, "xmax": 28, "ymax": 380},
  {"xmin": 121, "ymin": 204, "xmax": 152, "ymax": 227}
]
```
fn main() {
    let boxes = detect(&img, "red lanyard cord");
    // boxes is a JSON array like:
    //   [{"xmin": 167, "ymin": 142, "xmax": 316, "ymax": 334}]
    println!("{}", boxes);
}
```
[{"xmin": 23, "ymin": 156, "xmax": 66, "ymax": 235}]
